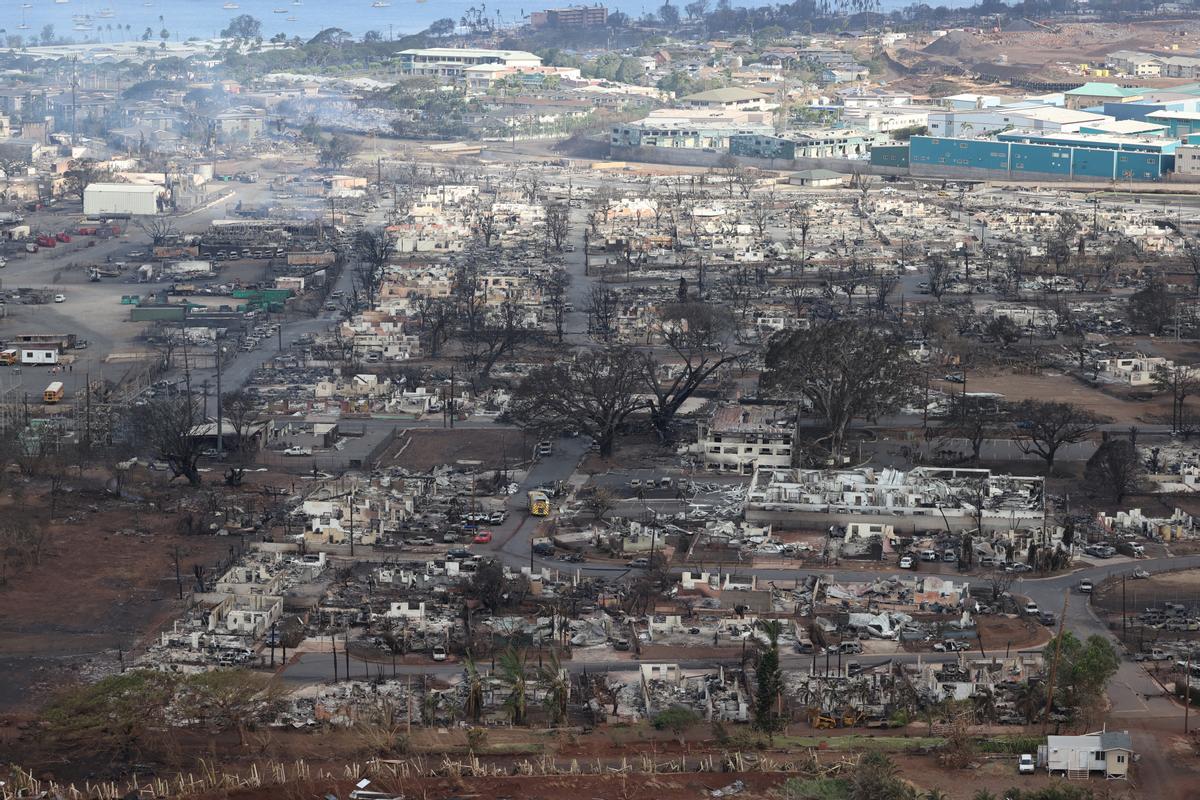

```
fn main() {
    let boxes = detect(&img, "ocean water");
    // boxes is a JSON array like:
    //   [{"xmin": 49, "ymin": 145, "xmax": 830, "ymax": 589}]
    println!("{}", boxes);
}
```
[{"xmin": 4, "ymin": 0, "xmax": 974, "ymax": 43}]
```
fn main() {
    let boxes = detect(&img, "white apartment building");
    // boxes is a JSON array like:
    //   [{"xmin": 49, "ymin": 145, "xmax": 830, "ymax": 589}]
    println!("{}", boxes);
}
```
[
  {"xmin": 688, "ymin": 405, "xmax": 794, "ymax": 474},
  {"xmin": 397, "ymin": 48, "xmax": 542, "ymax": 79}
]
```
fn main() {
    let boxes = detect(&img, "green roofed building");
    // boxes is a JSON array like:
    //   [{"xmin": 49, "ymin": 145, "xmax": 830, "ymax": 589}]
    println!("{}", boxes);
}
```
[{"xmin": 1065, "ymin": 82, "xmax": 1144, "ymax": 109}]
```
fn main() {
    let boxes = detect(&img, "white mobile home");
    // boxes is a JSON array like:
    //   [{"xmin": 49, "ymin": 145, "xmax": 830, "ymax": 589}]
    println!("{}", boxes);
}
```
[
  {"xmin": 21, "ymin": 347, "xmax": 59, "ymax": 365},
  {"xmin": 1042, "ymin": 730, "xmax": 1133, "ymax": 778}
]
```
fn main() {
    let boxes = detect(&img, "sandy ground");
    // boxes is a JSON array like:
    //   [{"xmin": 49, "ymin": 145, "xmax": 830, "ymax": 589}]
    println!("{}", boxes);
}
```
[{"xmin": 941, "ymin": 369, "xmax": 1171, "ymax": 423}]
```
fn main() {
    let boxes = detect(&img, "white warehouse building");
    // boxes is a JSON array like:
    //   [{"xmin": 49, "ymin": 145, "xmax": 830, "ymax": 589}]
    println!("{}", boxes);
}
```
[{"xmin": 83, "ymin": 183, "xmax": 163, "ymax": 216}]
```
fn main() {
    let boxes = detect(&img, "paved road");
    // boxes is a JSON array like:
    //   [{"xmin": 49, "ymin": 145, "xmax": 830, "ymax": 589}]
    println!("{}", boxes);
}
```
[{"xmin": 279, "ymin": 643, "xmax": 979, "ymax": 685}]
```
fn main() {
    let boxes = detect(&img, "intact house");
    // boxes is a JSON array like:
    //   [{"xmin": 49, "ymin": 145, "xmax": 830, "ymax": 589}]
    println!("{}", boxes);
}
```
[
  {"xmin": 685, "ymin": 404, "xmax": 794, "ymax": 475},
  {"xmin": 1041, "ymin": 730, "xmax": 1133, "ymax": 778},
  {"xmin": 210, "ymin": 106, "xmax": 267, "ymax": 143}
]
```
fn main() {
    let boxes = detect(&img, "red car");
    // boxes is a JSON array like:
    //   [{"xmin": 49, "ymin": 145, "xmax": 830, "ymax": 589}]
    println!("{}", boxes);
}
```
[
  {"xmin": 472, "ymin": 530, "xmax": 493, "ymax": 544},
  {"xmin": 55, "ymin": 232, "xmax": 71, "ymax": 243},
  {"xmin": 36, "ymin": 235, "xmax": 56, "ymax": 248}
]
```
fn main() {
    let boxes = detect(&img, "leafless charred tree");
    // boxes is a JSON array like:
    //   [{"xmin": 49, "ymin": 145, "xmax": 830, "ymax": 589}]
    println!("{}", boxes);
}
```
[
  {"xmin": 1096, "ymin": 238, "xmax": 1134, "ymax": 289},
  {"xmin": 1152, "ymin": 363, "xmax": 1200, "ymax": 433},
  {"xmin": 926, "ymin": 252, "xmax": 953, "ymax": 302},
  {"xmin": 749, "ymin": 194, "xmax": 772, "ymax": 240},
  {"xmin": 874, "ymin": 272, "xmax": 900, "ymax": 313},
  {"xmin": 413, "ymin": 296, "xmax": 455, "ymax": 357},
  {"xmin": 543, "ymin": 201, "xmax": 570, "ymax": 252},
  {"xmin": 586, "ymin": 283, "xmax": 619, "ymax": 341},
  {"xmin": 1184, "ymin": 238, "xmax": 1200, "ymax": 290},
  {"xmin": 985, "ymin": 316, "xmax": 1022, "ymax": 349},
  {"xmin": 135, "ymin": 393, "xmax": 205, "ymax": 485},
  {"xmin": 1084, "ymin": 437, "xmax": 1144, "ymax": 503},
  {"xmin": 220, "ymin": 389, "xmax": 258, "ymax": 458},
  {"xmin": 62, "ymin": 158, "xmax": 111, "ymax": 200},
  {"xmin": 135, "ymin": 217, "xmax": 179, "ymax": 247},
  {"xmin": 789, "ymin": 201, "xmax": 813, "ymax": 278},
  {"xmin": 1006, "ymin": 246, "xmax": 1028, "ymax": 289},
  {"xmin": 717, "ymin": 264, "xmax": 756, "ymax": 327},
  {"xmin": 588, "ymin": 187, "xmax": 614, "ymax": 235},
  {"xmin": 1011, "ymin": 400, "xmax": 1099, "ymax": 476},
  {"xmin": 475, "ymin": 203, "xmax": 499, "ymax": 248},
  {"xmin": 507, "ymin": 346, "xmax": 646, "ymax": 457},
  {"xmin": 1127, "ymin": 273, "xmax": 1175, "ymax": 335},
  {"xmin": 543, "ymin": 272, "xmax": 569, "ymax": 343},
  {"xmin": 352, "ymin": 228, "xmax": 394, "ymax": 308},
  {"xmin": 1044, "ymin": 212, "xmax": 1080, "ymax": 274},
  {"xmin": 764, "ymin": 320, "xmax": 917, "ymax": 461},
  {"xmin": 837, "ymin": 255, "xmax": 871, "ymax": 307},
  {"xmin": 519, "ymin": 167, "xmax": 543, "ymax": 203},
  {"xmin": 461, "ymin": 301, "xmax": 533, "ymax": 384},
  {"xmin": 640, "ymin": 302, "xmax": 745, "ymax": 442},
  {"xmin": 941, "ymin": 394, "xmax": 1002, "ymax": 463}
]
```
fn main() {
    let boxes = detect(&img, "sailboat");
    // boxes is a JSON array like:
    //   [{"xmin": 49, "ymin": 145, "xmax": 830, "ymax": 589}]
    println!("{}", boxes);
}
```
[
  {"xmin": 371, "ymin": 1, "xmax": 391, "ymax": 7},
  {"xmin": 17, "ymin": 6, "xmax": 30, "ymax": 29}
]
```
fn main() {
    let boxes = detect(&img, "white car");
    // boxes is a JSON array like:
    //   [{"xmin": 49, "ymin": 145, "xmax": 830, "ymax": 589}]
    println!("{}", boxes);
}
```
[
  {"xmin": 283, "ymin": 446, "xmax": 312, "ymax": 456},
  {"xmin": 53, "ymin": 294, "xmax": 66, "ymax": 303},
  {"xmin": 431, "ymin": 645, "xmax": 447, "ymax": 662},
  {"xmin": 899, "ymin": 555, "xmax": 915, "ymax": 569},
  {"xmin": 1018, "ymin": 754, "xmax": 1035, "ymax": 774},
  {"xmin": 1024, "ymin": 601, "xmax": 1040, "ymax": 615}
]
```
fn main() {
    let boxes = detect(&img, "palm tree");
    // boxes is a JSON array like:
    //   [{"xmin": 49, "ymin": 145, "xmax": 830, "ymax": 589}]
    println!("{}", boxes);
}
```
[
  {"xmin": 463, "ymin": 657, "xmax": 484, "ymax": 724},
  {"xmin": 924, "ymin": 790, "xmax": 949, "ymax": 800},
  {"xmin": 971, "ymin": 791, "xmax": 997, "ymax": 800},
  {"xmin": 969, "ymin": 687, "xmax": 997, "ymax": 724},
  {"xmin": 1013, "ymin": 681, "xmax": 1043, "ymax": 725},
  {"xmin": 495, "ymin": 647, "xmax": 528, "ymax": 725},
  {"xmin": 753, "ymin": 619, "xmax": 785, "ymax": 735},
  {"xmin": 537, "ymin": 650, "xmax": 569, "ymax": 727}
]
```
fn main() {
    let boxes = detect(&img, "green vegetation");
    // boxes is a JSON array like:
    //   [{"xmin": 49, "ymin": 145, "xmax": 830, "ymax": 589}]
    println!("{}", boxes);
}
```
[
  {"xmin": 652, "ymin": 705, "xmax": 701, "ymax": 743},
  {"xmin": 778, "ymin": 777, "xmax": 851, "ymax": 800},
  {"xmin": 851, "ymin": 752, "xmax": 910, "ymax": 800},
  {"xmin": 1045, "ymin": 631, "xmax": 1120, "ymax": 724},
  {"xmin": 773, "ymin": 735, "xmax": 944, "ymax": 751},
  {"xmin": 42, "ymin": 670, "xmax": 177, "ymax": 762},
  {"xmin": 977, "ymin": 735, "xmax": 1043, "ymax": 754},
  {"xmin": 753, "ymin": 620, "xmax": 786, "ymax": 736}
]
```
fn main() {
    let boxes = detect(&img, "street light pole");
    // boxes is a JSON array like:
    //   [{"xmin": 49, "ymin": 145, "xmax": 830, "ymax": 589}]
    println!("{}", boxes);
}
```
[{"xmin": 215, "ymin": 344, "xmax": 223, "ymax": 456}]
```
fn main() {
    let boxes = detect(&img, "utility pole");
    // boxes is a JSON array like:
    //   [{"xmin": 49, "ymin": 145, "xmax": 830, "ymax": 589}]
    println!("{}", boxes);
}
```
[
  {"xmin": 1186, "ymin": 650, "xmax": 1192, "ymax": 734},
  {"xmin": 215, "ymin": 344, "xmax": 223, "ymax": 456},
  {"xmin": 331, "ymin": 631, "xmax": 339, "ymax": 681},
  {"xmin": 171, "ymin": 545, "xmax": 183, "ymax": 599},
  {"xmin": 70, "ymin": 56, "xmax": 78, "ymax": 147},
  {"xmin": 1042, "ymin": 590, "xmax": 1070, "ymax": 735}
]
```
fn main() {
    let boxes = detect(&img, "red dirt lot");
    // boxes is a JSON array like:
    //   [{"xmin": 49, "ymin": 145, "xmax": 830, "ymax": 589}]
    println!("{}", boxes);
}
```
[
  {"xmin": 0, "ymin": 489, "xmax": 233, "ymax": 712},
  {"xmin": 381, "ymin": 428, "xmax": 530, "ymax": 472}
]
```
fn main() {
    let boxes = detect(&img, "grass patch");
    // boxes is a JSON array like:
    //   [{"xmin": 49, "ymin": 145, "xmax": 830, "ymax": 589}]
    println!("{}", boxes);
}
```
[
  {"xmin": 775, "ymin": 777, "xmax": 851, "ymax": 800},
  {"xmin": 772, "ymin": 735, "xmax": 944, "ymax": 751},
  {"xmin": 978, "ymin": 735, "xmax": 1042, "ymax": 754}
]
